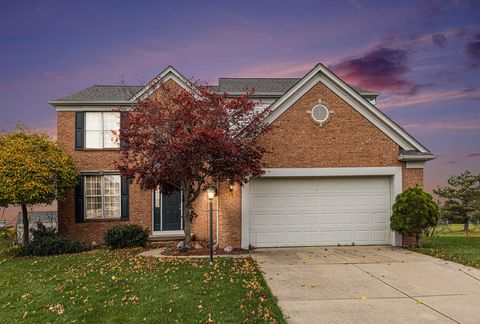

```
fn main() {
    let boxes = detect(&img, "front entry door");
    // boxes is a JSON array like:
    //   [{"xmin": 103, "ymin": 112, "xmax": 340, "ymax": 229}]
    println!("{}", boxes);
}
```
[{"xmin": 153, "ymin": 190, "xmax": 182, "ymax": 232}]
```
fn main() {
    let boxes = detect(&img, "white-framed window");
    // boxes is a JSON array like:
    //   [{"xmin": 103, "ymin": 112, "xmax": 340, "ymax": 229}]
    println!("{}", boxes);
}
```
[
  {"xmin": 85, "ymin": 174, "xmax": 121, "ymax": 219},
  {"xmin": 85, "ymin": 112, "xmax": 120, "ymax": 148}
]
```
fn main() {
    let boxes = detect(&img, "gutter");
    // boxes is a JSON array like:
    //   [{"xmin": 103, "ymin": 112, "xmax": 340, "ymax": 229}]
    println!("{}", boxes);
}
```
[
  {"xmin": 398, "ymin": 154, "xmax": 437, "ymax": 162},
  {"xmin": 48, "ymin": 100, "xmax": 133, "ymax": 107}
]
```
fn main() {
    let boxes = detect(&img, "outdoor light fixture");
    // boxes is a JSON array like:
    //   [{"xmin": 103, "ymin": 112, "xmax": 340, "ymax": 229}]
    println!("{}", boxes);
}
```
[
  {"xmin": 229, "ymin": 184, "xmax": 234, "ymax": 192},
  {"xmin": 206, "ymin": 184, "xmax": 216, "ymax": 266},
  {"xmin": 206, "ymin": 186, "xmax": 215, "ymax": 201}
]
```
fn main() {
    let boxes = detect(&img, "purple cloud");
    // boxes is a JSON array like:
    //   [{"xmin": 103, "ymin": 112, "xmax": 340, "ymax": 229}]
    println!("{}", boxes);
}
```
[
  {"xmin": 331, "ymin": 47, "xmax": 422, "ymax": 95},
  {"xmin": 432, "ymin": 33, "xmax": 447, "ymax": 47},
  {"xmin": 465, "ymin": 152, "xmax": 480, "ymax": 158},
  {"xmin": 465, "ymin": 32, "xmax": 480, "ymax": 67}
]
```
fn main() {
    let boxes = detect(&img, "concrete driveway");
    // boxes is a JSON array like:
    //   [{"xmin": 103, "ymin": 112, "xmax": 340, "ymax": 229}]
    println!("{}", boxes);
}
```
[{"xmin": 251, "ymin": 246, "xmax": 480, "ymax": 324}]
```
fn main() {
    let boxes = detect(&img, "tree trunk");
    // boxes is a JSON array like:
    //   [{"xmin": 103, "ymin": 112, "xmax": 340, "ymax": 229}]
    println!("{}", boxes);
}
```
[
  {"xmin": 182, "ymin": 182, "xmax": 192, "ymax": 248},
  {"xmin": 415, "ymin": 232, "xmax": 421, "ymax": 248},
  {"xmin": 21, "ymin": 204, "xmax": 29, "ymax": 245},
  {"xmin": 464, "ymin": 222, "xmax": 470, "ymax": 237}
]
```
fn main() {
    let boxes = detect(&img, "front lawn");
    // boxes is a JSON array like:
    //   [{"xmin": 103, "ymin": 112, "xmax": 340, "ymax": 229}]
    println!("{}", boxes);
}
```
[
  {"xmin": 0, "ymin": 235, "xmax": 284, "ymax": 323},
  {"xmin": 414, "ymin": 224, "xmax": 480, "ymax": 269}
]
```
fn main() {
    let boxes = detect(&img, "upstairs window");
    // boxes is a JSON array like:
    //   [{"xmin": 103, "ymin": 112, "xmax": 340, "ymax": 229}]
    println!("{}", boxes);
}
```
[{"xmin": 85, "ymin": 112, "xmax": 120, "ymax": 148}]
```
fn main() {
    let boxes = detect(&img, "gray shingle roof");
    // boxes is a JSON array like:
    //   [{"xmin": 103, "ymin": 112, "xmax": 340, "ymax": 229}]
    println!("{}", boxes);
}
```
[
  {"xmin": 217, "ymin": 78, "xmax": 301, "ymax": 94},
  {"xmin": 56, "ymin": 85, "xmax": 143, "ymax": 102},
  {"xmin": 53, "ymin": 79, "xmax": 377, "ymax": 102},
  {"xmin": 215, "ymin": 78, "xmax": 378, "ymax": 97}
]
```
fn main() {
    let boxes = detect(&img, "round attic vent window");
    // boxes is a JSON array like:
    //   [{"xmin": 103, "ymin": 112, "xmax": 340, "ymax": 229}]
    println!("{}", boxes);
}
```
[{"xmin": 310, "ymin": 104, "xmax": 329, "ymax": 123}]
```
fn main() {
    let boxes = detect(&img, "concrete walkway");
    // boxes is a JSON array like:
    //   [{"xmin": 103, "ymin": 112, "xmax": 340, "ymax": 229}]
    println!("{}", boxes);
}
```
[{"xmin": 251, "ymin": 246, "xmax": 480, "ymax": 324}]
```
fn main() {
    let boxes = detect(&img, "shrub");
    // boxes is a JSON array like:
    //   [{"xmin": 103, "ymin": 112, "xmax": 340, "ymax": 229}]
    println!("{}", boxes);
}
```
[
  {"xmin": 21, "ymin": 223, "xmax": 88, "ymax": 256},
  {"xmin": 390, "ymin": 186, "xmax": 439, "ymax": 247},
  {"xmin": 0, "ymin": 228, "xmax": 16, "ymax": 246},
  {"xmin": 104, "ymin": 224, "xmax": 148, "ymax": 249}
]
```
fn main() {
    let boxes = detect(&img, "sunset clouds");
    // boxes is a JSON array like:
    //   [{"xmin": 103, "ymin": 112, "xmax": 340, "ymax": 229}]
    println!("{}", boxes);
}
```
[
  {"xmin": 331, "ymin": 47, "xmax": 418, "ymax": 95},
  {"xmin": 0, "ymin": 0, "xmax": 479, "ymax": 191}
]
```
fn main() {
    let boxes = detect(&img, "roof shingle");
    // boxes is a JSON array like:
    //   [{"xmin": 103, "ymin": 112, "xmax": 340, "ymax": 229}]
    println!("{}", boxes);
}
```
[{"xmin": 53, "ymin": 79, "xmax": 377, "ymax": 102}]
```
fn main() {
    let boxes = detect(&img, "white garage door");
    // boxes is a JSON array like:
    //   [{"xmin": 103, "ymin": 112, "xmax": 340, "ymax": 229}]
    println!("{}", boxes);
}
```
[{"xmin": 249, "ymin": 177, "xmax": 392, "ymax": 247}]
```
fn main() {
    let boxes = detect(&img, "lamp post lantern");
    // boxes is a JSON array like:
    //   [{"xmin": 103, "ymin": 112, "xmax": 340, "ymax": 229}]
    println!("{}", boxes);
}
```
[{"xmin": 206, "ymin": 185, "xmax": 216, "ymax": 266}]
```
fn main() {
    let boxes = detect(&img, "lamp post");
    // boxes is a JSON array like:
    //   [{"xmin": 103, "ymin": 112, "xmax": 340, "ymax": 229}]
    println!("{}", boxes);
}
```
[{"xmin": 206, "ymin": 185, "xmax": 216, "ymax": 266}]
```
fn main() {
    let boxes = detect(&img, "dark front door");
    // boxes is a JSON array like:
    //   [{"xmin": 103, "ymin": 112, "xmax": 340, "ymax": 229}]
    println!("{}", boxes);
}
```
[
  {"xmin": 162, "ymin": 191, "xmax": 182, "ymax": 231},
  {"xmin": 153, "ymin": 190, "xmax": 182, "ymax": 231}
]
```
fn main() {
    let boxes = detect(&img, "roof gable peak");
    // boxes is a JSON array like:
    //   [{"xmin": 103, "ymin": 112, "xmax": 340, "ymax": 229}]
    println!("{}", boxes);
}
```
[{"xmin": 129, "ymin": 65, "xmax": 193, "ymax": 102}]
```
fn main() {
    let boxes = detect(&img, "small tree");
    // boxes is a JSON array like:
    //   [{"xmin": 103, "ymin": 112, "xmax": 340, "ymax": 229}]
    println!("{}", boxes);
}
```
[
  {"xmin": 433, "ymin": 171, "xmax": 480, "ymax": 234},
  {"xmin": 390, "ymin": 186, "xmax": 439, "ymax": 247},
  {"xmin": 117, "ymin": 81, "xmax": 269, "ymax": 248},
  {"xmin": 0, "ymin": 129, "xmax": 78, "ymax": 244}
]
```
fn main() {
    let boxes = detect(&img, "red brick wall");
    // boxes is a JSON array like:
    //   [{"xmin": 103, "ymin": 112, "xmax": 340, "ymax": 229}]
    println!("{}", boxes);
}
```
[
  {"xmin": 57, "ymin": 79, "xmax": 425, "ymax": 247},
  {"xmin": 57, "ymin": 111, "xmax": 152, "ymax": 244},
  {"xmin": 191, "ymin": 82, "xmax": 425, "ymax": 248}
]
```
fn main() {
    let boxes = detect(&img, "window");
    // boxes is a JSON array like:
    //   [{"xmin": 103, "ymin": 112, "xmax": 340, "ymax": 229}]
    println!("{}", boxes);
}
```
[
  {"xmin": 85, "ymin": 174, "xmax": 121, "ymax": 219},
  {"xmin": 310, "ymin": 104, "xmax": 329, "ymax": 123},
  {"xmin": 85, "ymin": 112, "xmax": 120, "ymax": 148}
]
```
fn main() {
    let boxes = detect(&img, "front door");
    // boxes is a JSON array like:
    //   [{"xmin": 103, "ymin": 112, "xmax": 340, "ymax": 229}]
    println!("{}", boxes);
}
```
[{"xmin": 153, "ymin": 190, "xmax": 182, "ymax": 232}]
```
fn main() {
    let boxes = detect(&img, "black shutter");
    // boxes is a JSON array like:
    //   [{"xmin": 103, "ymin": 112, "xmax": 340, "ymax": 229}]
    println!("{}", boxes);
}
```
[
  {"xmin": 121, "ymin": 176, "xmax": 129, "ymax": 221},
  {"xmin": 120, "ymin": 112, "xmax": 127, "ymax": 150},
  {"xmin": 75, "ymin": 176, "xmax": 85, "ymax": 223},
  {"xmin": 75, "ymin": 112, "xmax": 84, "ymax": 150}
]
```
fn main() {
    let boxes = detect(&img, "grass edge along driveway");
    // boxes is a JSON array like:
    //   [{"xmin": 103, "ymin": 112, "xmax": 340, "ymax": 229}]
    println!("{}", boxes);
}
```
[
  {"xmin": 413, "ymin": 224, "xmax": 480, "ymax": 269},
  {"xmin": 0, "ymin": 240, "xmax": 285, "ymax": 323}
]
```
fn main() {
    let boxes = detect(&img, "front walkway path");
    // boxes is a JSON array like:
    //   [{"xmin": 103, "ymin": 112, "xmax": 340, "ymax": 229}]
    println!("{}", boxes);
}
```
[{"xmin": 251, "ymin": 246, "xmax": 480, "ymax": 324}]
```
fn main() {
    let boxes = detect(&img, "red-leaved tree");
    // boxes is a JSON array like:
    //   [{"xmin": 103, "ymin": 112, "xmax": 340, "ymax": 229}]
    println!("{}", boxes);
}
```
[{"xmin": 116, "ymin": 81, "xmax": 269, "ymax": 248}]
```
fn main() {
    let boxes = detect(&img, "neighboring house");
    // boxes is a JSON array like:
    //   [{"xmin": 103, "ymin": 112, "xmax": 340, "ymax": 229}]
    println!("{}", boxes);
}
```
[
  {"xmin": 16, "ymin": 211, "xmax": 58, "ymax": 243},
  {"xmin": 49, "ymin": 63, "xmax": 435, "ymax": 249}
]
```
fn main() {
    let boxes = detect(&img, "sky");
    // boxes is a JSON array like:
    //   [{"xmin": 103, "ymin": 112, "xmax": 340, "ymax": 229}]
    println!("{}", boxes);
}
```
[{"xmin": 0, "ymin": 0, "xmax": 479, "ymax": 194}]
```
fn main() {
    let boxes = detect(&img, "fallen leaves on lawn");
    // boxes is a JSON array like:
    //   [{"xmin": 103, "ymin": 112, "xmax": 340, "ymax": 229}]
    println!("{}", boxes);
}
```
[{"xmin": 43, "ymin": 303, "xmax": 64, "ymax": 315}]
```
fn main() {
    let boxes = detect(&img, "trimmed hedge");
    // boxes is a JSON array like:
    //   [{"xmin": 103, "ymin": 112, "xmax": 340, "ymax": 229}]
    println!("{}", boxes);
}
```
[
  {"xmin": 104, "ymin": 224, "xmax": 148, "ymax": 249},
  {"xmin": 22, "ymin": 224, "xmax": 88, "ymax": 256}
]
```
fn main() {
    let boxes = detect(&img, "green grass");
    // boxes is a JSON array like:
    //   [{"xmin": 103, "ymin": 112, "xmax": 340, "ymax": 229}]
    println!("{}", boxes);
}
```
[
  {"xmin": 0, "ymin": 233, "xmax": 284, "ymax": 323},
  {"xmin": 413, "ymin": 224, "xmax": 480, "ymax": 269}
]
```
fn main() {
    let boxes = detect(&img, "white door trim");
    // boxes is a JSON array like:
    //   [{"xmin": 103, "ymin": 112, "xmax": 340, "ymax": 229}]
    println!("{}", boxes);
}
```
[
  {"xmin": 241, "ymin": 167, "xmax": 403, "ymax": 249},
  {"xmin": 152, "ymin": 189, "xmax": 184, "ymax": 236}
]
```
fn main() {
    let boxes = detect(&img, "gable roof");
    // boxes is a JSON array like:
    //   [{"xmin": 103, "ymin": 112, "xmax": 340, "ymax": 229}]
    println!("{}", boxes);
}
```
[
  {"xmin": 262, "ymin": 63, "xmax": 432, "ymax": 155},
  {"xmin": 129, "ymin": 66, "xmax": 195, "ymax": 102},
  {"xmin": 48, "ymin": 63, "xmax": 432, "ymax": 158},
  {"xmin": 51, "ymin": 76, "xmax": 378, "ymax": 103}
]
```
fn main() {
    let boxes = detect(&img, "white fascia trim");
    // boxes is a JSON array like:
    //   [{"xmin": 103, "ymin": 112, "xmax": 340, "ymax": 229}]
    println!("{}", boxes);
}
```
[
  {"xmin": 130, "ymin": 66, "xmax": 193, "ymax": 102},
  {"xmin": 49, "ymin": 100, "xmax": 131, "ymax": 106},
  {"xmin": 263, "ymin": 64, "xmax": 429, "ymax": 153},
  {"xmin": 54, "ymin": 105, "xmax": 132, "ymax": 112},
  {"xmin": 263, "ymin": 167, "xmax": 402, "ymax": 177},
  {"xmin": 240, "ymin": 167, "xmax": 403, "ymax": 249},
  {"xmin": 405, "ymin": 161, "xmax": 426, "ymax": 169}
]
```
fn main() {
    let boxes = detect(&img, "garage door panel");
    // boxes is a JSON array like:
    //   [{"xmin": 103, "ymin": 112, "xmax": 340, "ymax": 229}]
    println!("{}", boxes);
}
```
[
  {"xmin": 354, "ymin": 212, "xmax": 370, "ymax": 224},
  {"xmin": 249, "ymin": 176, "xmax": 392, "ymax": 247},
  {"xmin": 354, "ymin": 230, "xmax": 370, "ymax": 242},
  {"xmin": 252, "ymin": 195, "xmax": 267, "ymax": 209},
  {"xmin": 252, "ymin": 212, "xmax": 267, "ymax": 225},
  {"xmin": 337, "ymin": 213, "xmax": 353, "ymax": 225},
  {"xmin": 371, "ymin": 212, "xmax": 388, "ymax": 224},
  {"xmin": 269, "ymin": 213, "xmax": 285, "ymax": 225},
  {"xmin": 303, "ymin": 212, "xmax": 319, "ymax": 224},
  {"xmin": 269, "ymin": 196, "xmax": 285, "ymax": 208},
  {"xmin": 286, "ymin": 195, "xmax": 303, "ymax": 207},
  {"xmin": 269, "ymin": 231, "xmax": 285, "ymax": 244}
]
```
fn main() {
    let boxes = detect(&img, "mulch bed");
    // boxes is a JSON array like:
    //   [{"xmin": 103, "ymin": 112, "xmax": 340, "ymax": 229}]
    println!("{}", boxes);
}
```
[{"xmin": 147, "ymin": 240, "xmax": 248, "ymax": 256}]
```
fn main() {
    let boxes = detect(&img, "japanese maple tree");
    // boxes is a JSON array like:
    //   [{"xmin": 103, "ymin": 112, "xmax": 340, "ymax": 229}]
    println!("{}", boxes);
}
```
[{"xmin": 116, "ymin": 81, "xmax": 270, "ymax": 248}]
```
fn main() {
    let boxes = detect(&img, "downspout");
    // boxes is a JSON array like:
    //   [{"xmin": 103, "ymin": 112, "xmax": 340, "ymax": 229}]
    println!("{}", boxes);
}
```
[{"xmin": 216, "ymin": 179, "xmax": 219, "ymax": 245}]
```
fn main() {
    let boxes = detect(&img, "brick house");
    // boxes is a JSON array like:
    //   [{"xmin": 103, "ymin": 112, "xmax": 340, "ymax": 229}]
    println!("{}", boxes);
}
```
[{"xmin": 50, "ymin": 64, "xmax": 435, "ymax": 248}]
